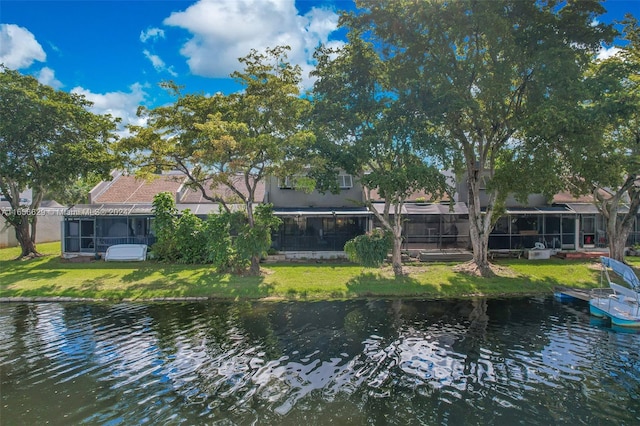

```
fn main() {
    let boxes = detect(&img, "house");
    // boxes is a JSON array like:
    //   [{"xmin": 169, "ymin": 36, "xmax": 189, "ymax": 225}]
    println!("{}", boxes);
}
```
[
  {"xmin": 450, "ymin": 169, "xmax": 616, "ymax": 252},
  {"xmin": 266, "ymin": 170, "xmax": 471, "ymax": 256},
  {"xmin": 265, "ymin": 173, "xmax": 371, "ymax": 258},
  {"xmin": 61, "ymin": 168, "xmax": 640, "ymax": 260},
  {"xmin": 61, "ymin": 171, "xmax": 259, "ymax": 257},
  {"xmin": 62, "ymin": 170, "xmax": 370, "ymax": 259}
]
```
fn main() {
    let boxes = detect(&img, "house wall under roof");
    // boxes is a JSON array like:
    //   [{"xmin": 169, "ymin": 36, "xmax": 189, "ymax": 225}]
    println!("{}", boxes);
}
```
[{"xmin": 265, "ymin": 174, "xmax": 364, "ymax": 208}]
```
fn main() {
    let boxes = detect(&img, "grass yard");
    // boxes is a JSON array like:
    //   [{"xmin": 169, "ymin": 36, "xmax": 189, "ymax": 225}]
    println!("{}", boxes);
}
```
[{"xmin": 0, "ymin": 241, "xmax": 620, "ymax": 302}]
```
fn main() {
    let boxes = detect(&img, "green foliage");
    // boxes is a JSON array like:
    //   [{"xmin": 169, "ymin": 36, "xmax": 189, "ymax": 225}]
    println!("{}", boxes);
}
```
[
  {"xmin": 344, "ymin": 0, "xmax": 615, "ymax": 269},
  {"xmin": 151, "ymin": 192, "xmax": 180, "ymax": 262},
  {"xmin": 47, "ymin": 173, "xmax": 104, "ymax": 206},
  {"xmin": 122, "ymin": 46, "xmax": 313, "ymax": 275},
  {"xmin": 312, "ymin": 30, "xmax": 450, "ymax": 276},
  {"xmin": 344, "ymin": 229, "xmax": 392, "ymax": 268},
  {"xmin": 234, "ymin": 204, "xmax": 282, "ymax": 269},
  {"xmin": 203, "ymin": 213, "xmax": 233, "ymax": 270},
  {"xmin": 152, "ymin": 193, "xmax": 211, "ymax": 264},
  {"xmin": 150, "ymin": 193, "xmax": 281, "ymax": 273},
  {"xmin": 0, "ymin": 66, "xmax": 119, "ymax": 257},
  {"xmin": 174, "ymin": 210, "xmax": 208, "ymax": 264},
  {"xmin": 121, "ymin": 47, "xmax": 314, "ymax": 212},
  {"xmin": 554, "ymin": 15, "xmax": 640, "ymax": 261}
]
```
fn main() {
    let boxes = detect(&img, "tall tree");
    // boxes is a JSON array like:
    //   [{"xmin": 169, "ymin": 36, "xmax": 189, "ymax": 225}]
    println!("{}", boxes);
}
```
[
  {"xmin": 45, "ymin": 173, "xmax": 105, "ymax": 206},
  {"xmin": 123, "ymin": 46, "xmax": 314, "ymax": 275},
  {"xmin": 348, "ymin": 0, "xmax": 614, "ymax": 275},
  {"xmin": 312, "ymin": 33, "xmax": 449, "ymax": 277},
  {"xmin": 0, "ymin": 66, "xmax": 118, "ymax": 258},
  {"xmin": 559, "ymin": 16, "xmax": 640, "ymax": 262}
]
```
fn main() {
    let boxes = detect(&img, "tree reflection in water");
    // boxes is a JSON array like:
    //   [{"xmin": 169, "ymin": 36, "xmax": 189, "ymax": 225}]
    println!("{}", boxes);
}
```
[{"xmin": 1, "ymin": 298, "xmax": 639, "ymax": 425}]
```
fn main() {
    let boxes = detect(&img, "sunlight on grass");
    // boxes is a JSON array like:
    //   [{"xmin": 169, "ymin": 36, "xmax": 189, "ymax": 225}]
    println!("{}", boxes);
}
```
[{"xmin": 0, "ymin": 242, "xmax": 607, "ymax": 301}]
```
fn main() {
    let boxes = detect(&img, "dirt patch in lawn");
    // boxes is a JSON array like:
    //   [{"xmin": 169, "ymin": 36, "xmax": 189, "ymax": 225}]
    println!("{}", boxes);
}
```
[{"xmin": 453, "ymin": 261, "xmax": 517, "ymax": 278}]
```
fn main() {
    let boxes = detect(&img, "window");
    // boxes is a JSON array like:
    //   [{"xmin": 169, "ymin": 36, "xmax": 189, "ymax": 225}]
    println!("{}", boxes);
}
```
[
  {"xmin": 337, "ymin": 175, "xmax": 353, "ymax": 189},
  {"xmin": 279, "ymin": 176, "xmax": 295, "ymax": 189},
  {"xmin": 479, "ymin": 176, "xmax": 490, "ymax": 190}
]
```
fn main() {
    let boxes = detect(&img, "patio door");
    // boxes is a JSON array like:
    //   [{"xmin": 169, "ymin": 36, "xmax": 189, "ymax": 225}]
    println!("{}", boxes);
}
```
[
  {"xmin": 582, "ymin": 216, "xmax": 596, "ymax": 247},
  {"xmin": 64, "ymin": 219, "xmax": 95, "ymax": 253},
  {"xmin": 561, "ymin": 216, "xmax": 576, "ymax": 249}
]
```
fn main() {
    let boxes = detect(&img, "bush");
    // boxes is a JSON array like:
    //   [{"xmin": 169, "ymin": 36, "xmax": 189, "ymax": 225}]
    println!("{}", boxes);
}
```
[
  {"xmin": 151, "ymin": 192, "xmax": 180, "ymax": 262},
  {"xmin": 174, "ymin": 210, "xmax": 208, "ymax": 263},
  {"xmin": 230, "ymin": 204, "xmax": 281, "ymax": 272},
  {"xmin": 150, "ymin": 193, "xmax": 282, "ymax": 272},
  {"xmin": 203, "ymin": 213, "xmax": 233, "ymax": 270},
  {"xmin": 344, "ymin": 229, "xmax": 392, "ymax": 268}
]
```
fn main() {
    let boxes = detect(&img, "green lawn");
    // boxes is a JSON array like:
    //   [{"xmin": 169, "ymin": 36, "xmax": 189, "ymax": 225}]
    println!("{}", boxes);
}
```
[{"xmin": 0, "ymin": 241, "xmax": 622, "ymax": 301}]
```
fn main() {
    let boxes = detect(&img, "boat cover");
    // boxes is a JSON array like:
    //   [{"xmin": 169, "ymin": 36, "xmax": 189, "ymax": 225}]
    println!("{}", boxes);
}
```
[
  {"xmin": 601, "ymin": 256, "xmax": 640, "ymax": 290},
  {"xmin": 105, "ymin": 244, "xmax": 147, "ymax": 261}
]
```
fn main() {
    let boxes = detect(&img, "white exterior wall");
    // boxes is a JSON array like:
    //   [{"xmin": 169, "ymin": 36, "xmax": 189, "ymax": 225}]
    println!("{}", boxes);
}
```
[{"xmin": 0, "ymin": 208, "xmax": 64, "ymax": 249}]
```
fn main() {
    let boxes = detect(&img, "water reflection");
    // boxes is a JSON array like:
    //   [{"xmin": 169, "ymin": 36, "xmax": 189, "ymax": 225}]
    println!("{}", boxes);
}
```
[{"xmin": 1, "ymin": 298, "xmax": 639, "ymax": 425}]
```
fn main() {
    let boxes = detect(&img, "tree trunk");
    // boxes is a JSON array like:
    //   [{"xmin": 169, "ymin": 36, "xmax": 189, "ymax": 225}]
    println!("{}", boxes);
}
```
[
  {"xmin": 246, "ymin": 200, "xmax": 255, "ymax": 228},
  {"xmin": 249, "ymin": 254, "xmax": 261, "ymax": 276},
  {"xmin": 605, "ymin": 205, "xmax": 636, "ymax": 262},
  {"xmin": 244, "ymin": 198, "xmax": 262, "ymax": 276},
  {"xmin": 363, "ymin": 189, "xmax": 405, "ymax": 277},
  {"xmin": 609, "ymin": 234, "xmax": 627, "ymax": 262},
  {"xmin": 14, "ymin": 215, "xmax": 41, "ymax": 259},
  {"xmin": 389, "ymin": 208, "xmax": 404, "ymax": 276},
  {"xmin": 391, "ymin": 231, "xmax": 403, "ymax": 277},
  {"xmin": 468, "ymin": 220, "xmax": 491, "ymax": 276},
  {"xmin": 466, "ymin": 172, "xmax": 494, "ymax": 277},
  {"xmin": 596, "ymin": 182, "xmax": 640, "ymax": 263}
]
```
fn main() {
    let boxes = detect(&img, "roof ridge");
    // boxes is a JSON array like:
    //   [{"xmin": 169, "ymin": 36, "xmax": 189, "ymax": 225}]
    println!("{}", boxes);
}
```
[
  {"xmin": 89, "ymin": 170, "xmax": 122, "ymax": 203},
  {"xmin": 124, "ymin": 180, "xmax": 147, "ymax": 203}
]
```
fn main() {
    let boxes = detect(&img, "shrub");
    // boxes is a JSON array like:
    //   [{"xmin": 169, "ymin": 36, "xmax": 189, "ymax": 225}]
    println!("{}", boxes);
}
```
[
  {"xmin": 151, "ymin": 192, "xmax": 180, "ymax": 262},
  {"xmin": 150, "ymin": 193, "xmax": 282, "ymax": 272},
  {"xmin": 204, "ymin": 212, "xmax": 233, "ymax": 270},
  {"xmin": 344, "ymin": 229, "xmax": 392, "ymax": 268},
  {"xmin": 174, "ymin": 209, "xmax": 208, "ymax": 263},
  {"xmin": 234, "ymin": 204, "xmax": 282, "ymax": 270}
]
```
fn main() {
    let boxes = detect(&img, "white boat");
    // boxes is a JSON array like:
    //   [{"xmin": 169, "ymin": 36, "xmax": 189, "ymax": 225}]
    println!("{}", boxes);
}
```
[
  {"xmin": 104, "ymin": 244, "xmax": 148, "ymax": 262},
  {"xmin": 589, "ymin": 256, "xmax": 640, "ymax": 327}
]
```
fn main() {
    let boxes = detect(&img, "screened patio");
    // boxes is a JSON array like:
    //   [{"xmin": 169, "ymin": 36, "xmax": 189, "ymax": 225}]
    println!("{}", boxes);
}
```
[
  {"xmin": 488, "ymin": 206, "xmax": 586, "ymax": 251},
  {"xmin": 371, "ymin": 202, "xmax": 470, "ymax": 250},
  {"xmin": 62, "ymin": 204, "xmax": 156, "ymax": 255},
  {"xmin": 271, "ymin": 208, "xmax": 371, "ymax": 252}
]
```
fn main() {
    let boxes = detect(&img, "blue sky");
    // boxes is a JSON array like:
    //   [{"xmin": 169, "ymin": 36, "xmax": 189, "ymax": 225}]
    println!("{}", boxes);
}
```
[{"xmin": 1, "ymin": 0, "xmax": 637, "ymax": 133}]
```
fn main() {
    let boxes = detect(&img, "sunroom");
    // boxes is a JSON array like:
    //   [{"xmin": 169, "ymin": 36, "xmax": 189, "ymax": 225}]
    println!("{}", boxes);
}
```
[{"xmin": 62, "ymin": 204, "xmax": 156, "ymax": 256}]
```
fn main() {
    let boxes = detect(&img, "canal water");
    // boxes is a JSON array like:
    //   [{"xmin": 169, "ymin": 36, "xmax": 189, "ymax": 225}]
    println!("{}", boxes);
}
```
[{"xmin": 1, "ymin": 297, "xmax": 639, "ymax": 425}]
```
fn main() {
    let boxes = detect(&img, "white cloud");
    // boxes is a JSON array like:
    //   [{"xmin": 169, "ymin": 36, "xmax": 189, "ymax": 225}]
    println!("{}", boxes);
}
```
[
  {"xmin": 71, "ymin": 83, "xmax": 148, "ymax": 137},
  {"xmin": 143, "ymin": 49, "xmax": 178, "ymax": 76},
  {"xmin": 163, "ymin": 0, "xmax": 341, "ymax": 88},
  {"xmin": 0, "ymin": 24, "xmax": 46, "ymax": 69},
  {"xmin": 140, "ymin": 27, "xmax": 165, "ymax": 43},
  {"xmin": 143, "ymin": 49, "xmax": 165, "ymax": 69},
  {"xmin": 36, "ymin": 67, "xmax": 63, "ymax": 89},
  {"xmin": 597, "ymin": 45, "xmax": 622, "ymax": 61}
]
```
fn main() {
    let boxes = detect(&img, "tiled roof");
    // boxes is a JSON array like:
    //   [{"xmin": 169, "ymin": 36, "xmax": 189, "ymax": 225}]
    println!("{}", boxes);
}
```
[
  {"xmin": 551, "ymin": 191, "xmax": 607, "ymax": 204},
  {"xmin": 179, "ymin": 176, "xmax": 266, "ymax": 203},
  {"xmin": 91, "ymin": 172, "xmax": 266, "ymax": 204},
  {"xmin": 92, "ymin": 174, "xmax": 184, "ymax": 203}
]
